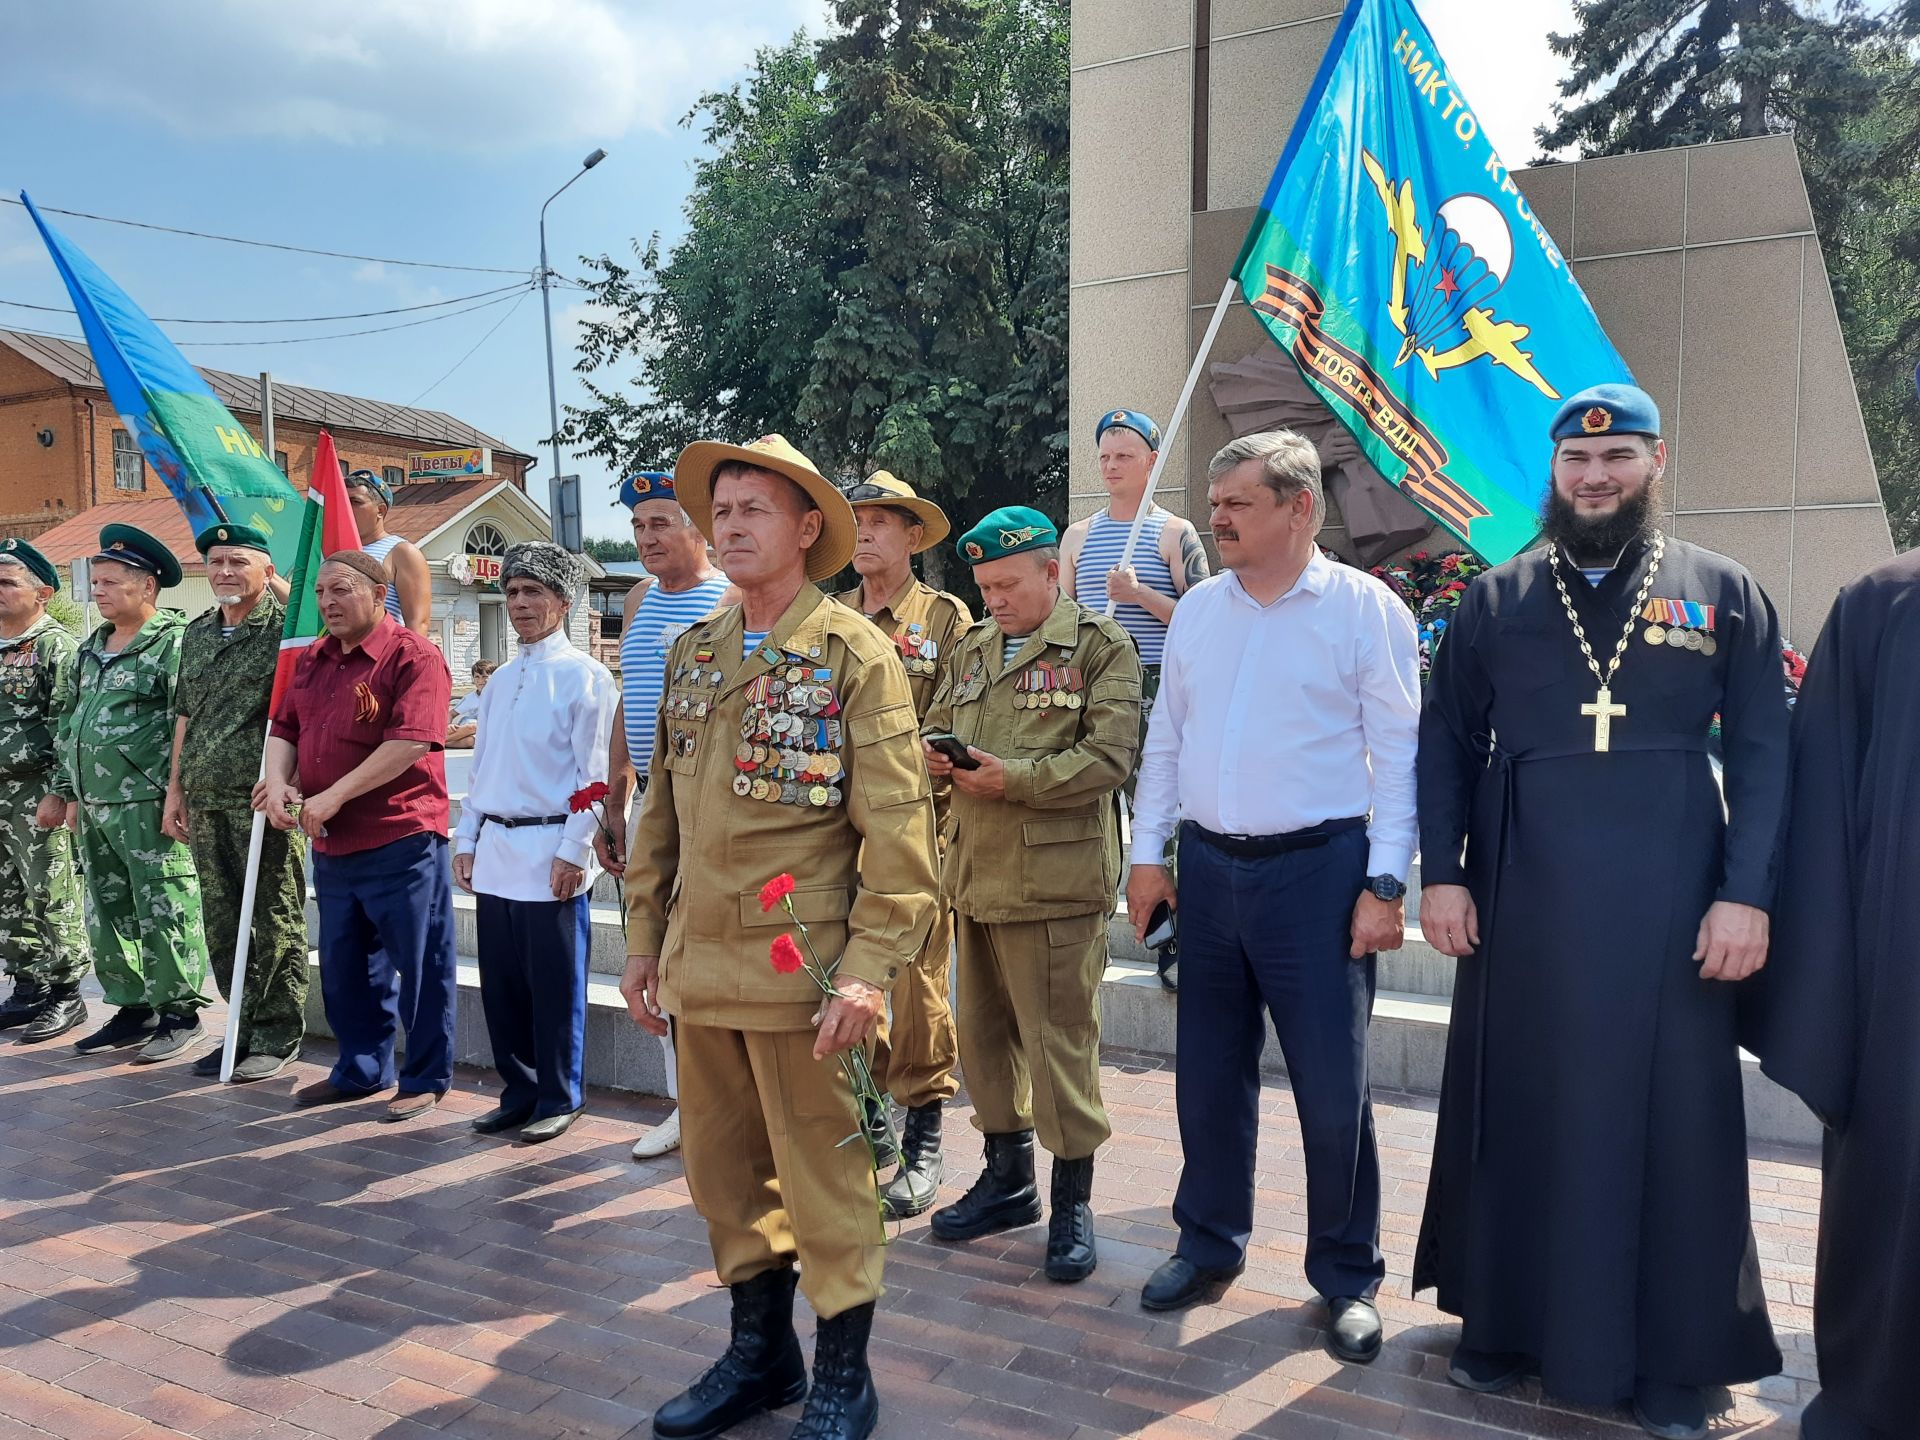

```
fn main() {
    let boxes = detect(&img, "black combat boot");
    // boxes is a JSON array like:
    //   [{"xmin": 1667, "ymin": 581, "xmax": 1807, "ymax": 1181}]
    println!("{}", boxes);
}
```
[
  {"xmin": 879, "ymin": 1102, "xmax": 943, "ymax": 1220},
  {"xmin": 1044, "ymin": 1154, "xmax": 1097, "ymax": 1282},
  {"xmin": 929, "ymin": 1130, "xmax": 1041, "ymax": 1242},
  {"xmin": 861, "ymin": 1091, "xmax": 899, "ymax": 1171},
  {"xmin": 19, "ymin": 989, "xmax": 87, "ymax": 1045},
  {"xmin": 651, "ymin": 1266, "xmax": 806, "ymax": 1439},
  {"xmin": 0, "ymin": 982, "xmax": 47, "ymax": 1030},
  {"xmin": 789, "ymin": 1302, "xmax": 877, "ymax": 1440}
]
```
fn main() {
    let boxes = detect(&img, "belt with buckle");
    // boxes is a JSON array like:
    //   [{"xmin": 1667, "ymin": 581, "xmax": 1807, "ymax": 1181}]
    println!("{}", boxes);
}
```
[
  {"xmin": 1182, "ymin": 815, "xmax": 1365, "ymax": 858},
  {"xmin": 478, "ymin": 812, "xmax": 568, "ymax": 829}
]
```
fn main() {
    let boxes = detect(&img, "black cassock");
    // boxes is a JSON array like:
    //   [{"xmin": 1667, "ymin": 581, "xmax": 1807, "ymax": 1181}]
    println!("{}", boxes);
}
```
[
  {"xmin": 1414, "ymin": 535, "xmax": 1787, "ymax": 1407},
  {"xmin": 1751, "ymin": 550, "xmax": 1920, "ymax": 1439}
]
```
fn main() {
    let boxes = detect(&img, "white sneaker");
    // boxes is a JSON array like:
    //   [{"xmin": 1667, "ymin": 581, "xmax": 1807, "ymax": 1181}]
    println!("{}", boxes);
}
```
[{"xmin": 631, "ymin": 1109, "xmax": 681, "ymax": 1159}]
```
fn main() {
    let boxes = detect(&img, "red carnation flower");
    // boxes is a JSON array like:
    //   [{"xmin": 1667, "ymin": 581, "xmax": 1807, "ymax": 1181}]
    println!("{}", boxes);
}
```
[
  {"xmin": 759, "ymin": 873, "xmax": 796, "ymax": 912},
  {"xmin": 569, "ymin": 781, "xmax": 610, "ymax": 814},
  {"xmin": 770, "ymin": 933, "xmax": 806, "ymax": 975}
]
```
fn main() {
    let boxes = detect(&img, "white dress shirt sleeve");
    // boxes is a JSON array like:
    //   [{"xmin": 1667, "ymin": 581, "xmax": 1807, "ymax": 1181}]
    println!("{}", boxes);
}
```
[
  {"xmin": 556, "ymin": 661, "xmax": 618, "ymax": 872},
  {"xmin": 1356, "ymin": 583, "xmax": 1422, "ymax": 881},
  {"xmin": 452, "ymin": 679, "xmax": 499, "ymax": 858},
  {"xmin": 1129, "ymin": 602, "xmax": 1188, "ymax": 865}
]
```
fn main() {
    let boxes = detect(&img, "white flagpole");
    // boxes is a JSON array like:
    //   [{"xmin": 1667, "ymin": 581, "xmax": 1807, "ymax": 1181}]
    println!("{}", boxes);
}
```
[
  {"xmin": 218, "ymin": 742, "xmax": 273, "ymax": 1083},
  {"xmin": 1106, "ymin": 275, "xmax": 1238, "ymax": 615}
]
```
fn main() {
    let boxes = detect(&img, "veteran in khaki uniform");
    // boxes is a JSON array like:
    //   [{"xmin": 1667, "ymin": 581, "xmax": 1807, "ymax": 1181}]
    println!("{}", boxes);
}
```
[
  {"xmin": 622, "ymin": 435, "xmax": 939, "ymax": 1440},
  {"xmin": 0, "ymin": 539, "xmax": 88, "ymax": 1044},
  {"xmin": 833, "ymin": 470, "xmax": 971, "ymax": 1220},
  {"xmin": 50, "ymin": 525, "xmax": 210, "ymax": 1063},
  {"xmin": 922, "ymin": 505, "xmax": 1142, "ymax": 1283}
]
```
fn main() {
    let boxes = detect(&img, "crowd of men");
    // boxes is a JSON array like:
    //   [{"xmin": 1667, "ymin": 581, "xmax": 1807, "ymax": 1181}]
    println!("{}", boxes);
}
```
[{"xmin": 0, "ymin": 385, "xmax": 1908, "ymax": 1440}]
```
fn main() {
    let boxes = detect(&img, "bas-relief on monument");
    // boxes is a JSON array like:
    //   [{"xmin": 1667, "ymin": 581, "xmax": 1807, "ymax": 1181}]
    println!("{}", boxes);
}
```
[{"xmin": 1068, "ymin": 1, "xmax": 1897, "ymax": 643}]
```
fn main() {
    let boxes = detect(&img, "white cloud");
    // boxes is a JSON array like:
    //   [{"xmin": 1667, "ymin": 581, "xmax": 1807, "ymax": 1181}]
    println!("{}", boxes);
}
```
[
  {"xmin": 0, "ymin": 0, "xmax": 835, "ymax": 151},
  {"xmin": 1417, "ymin": 0, "xmax": 1576, "ymax": 167}
]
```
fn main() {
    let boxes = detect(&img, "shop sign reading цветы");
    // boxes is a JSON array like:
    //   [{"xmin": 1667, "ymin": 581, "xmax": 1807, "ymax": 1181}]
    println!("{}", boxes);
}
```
[
  {"xmin": 447, "ymin": 553, "xmax": 503, "ymax": 585},
  {"xmin": 407, "ymin": 446, "xmax": 492, "ymax": 481}
]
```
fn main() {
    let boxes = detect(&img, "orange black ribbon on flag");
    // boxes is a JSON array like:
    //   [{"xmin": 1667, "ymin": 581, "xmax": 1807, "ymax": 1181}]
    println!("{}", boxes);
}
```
[{"xmin": 1248, "ymin": 264, "xmax": 1493, "ymax": 539}]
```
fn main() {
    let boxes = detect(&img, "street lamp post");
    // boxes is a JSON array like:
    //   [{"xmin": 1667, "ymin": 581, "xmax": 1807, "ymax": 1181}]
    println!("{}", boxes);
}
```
[{"xmin": 539, "ymin": 147, "xmax": 608, "ymax": 528}]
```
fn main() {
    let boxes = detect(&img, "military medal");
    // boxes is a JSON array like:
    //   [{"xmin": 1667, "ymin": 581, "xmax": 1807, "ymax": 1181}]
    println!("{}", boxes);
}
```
[{"xmin": 1550, "ymin": 533, "xmax": 1667, "ymax": 753}]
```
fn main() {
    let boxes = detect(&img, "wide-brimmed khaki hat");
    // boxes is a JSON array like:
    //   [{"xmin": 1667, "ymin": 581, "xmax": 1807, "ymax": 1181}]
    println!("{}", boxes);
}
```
[
  {"xmin": 675, "ymin": 434, "xmax": 856, "ymax": 582},
  {"xmin": 842, "ymin": 470, "xmax": 950, "ymax": 554}
]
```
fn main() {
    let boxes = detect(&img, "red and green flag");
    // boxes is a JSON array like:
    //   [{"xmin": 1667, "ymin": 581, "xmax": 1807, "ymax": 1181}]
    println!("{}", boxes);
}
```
[
  {"xmin": 21, "ymin": 191, "xmax": 306, "ymax": 570},
  {"xmin": 272, "ymin": 429, "xmax": 362, "ymax": 711}
]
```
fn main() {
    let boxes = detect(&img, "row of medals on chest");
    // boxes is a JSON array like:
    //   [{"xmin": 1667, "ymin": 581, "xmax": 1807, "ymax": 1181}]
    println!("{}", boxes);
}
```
[
  {"xmin": 1640, "ymin": 599, "xmax": 1717, "ymax": 655},
  {"xmin": 1013, "ymin": 662, "xmax": 1085, "ymax": 709},
  {"xmin": 738, "ymin": 662, "xmax": 845, "ymax": 807},
  {"xmin": 896, "ymin": 622, "xmax": 939, "ymax": 677}
]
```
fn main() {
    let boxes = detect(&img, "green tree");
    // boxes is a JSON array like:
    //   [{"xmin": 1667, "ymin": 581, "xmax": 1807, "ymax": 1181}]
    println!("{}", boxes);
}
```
[
  {"xmin": 556, "ymin": 0, "xmax": 1070, "ymax": 585},
  {"xmin": 583, "ymin": 537, "xmax": 638, "ymax": 563}
]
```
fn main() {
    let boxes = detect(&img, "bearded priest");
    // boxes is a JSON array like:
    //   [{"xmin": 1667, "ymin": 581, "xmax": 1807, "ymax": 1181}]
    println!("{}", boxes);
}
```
[{"xmin": 1413, "ymin": 384, "xmax": 1790, "ymax": 1440}]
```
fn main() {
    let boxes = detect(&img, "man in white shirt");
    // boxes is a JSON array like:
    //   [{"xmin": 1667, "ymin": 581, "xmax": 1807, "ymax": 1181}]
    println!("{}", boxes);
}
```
[
  {"xmin": 1127, "ymin": 430, "xmax": 1420, "ymax": 1365},
  {"xmin": 453, "ymin": 542, "xmax": 616, "ymax": 1144}
]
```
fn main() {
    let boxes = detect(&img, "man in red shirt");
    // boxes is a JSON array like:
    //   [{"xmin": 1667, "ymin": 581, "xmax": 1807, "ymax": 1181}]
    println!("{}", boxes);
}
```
[{"xmin": 255, "ymin": 550, "xmax": 456, "ymax": 1121}]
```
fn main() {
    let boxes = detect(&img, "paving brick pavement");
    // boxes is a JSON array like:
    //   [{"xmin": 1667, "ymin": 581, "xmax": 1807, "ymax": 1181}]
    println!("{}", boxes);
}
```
[{"xmin": 0, "ymin": 1016, "xmax": 1821, "ymax": 1440}]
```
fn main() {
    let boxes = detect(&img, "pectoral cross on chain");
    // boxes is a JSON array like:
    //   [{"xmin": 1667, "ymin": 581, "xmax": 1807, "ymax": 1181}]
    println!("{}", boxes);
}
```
[{"xmin": 1581, "ymin": 686, "xmax": 1627, "ymax": 753}]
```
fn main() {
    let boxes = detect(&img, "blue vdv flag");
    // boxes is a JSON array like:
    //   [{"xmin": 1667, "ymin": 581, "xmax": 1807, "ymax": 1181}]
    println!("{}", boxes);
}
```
[
  {"xmin": 22, "ymin": 193, "xmax": 303, "ymax": 569},
  {"xmin": 1232, "ymin": 0, "xmax": 1635, "ymax": 563}
]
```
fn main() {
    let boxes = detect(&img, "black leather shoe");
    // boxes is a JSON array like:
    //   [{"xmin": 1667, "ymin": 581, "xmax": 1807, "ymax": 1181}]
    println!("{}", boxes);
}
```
[
  {"xmin": 879, "ymin": 1102, "xmax": 943, "ymax": 1220},
  {"xmin": 0, "ymin": 983, "xmax": 48, "ymax": 1030},
  {"xmin": 1446, "ymin": 1345, "xmax": 1529, "ymax": 1393},
  {"xmin": 1044, "ymin": 1155, "xmax": 1097, "ymax": 1282},
  {"xmin": 192, "ymin": 1047, "xmax": 235, "ymax": 1079},
  {"xmin": 929, "ymin": 1131, "xmax": 1041, "ymax": 1243},
  {"xmin": 790, "ymin": 1301, "xmax": 877, "ymax": 1440},
  {"xmin": 520, "ymin": 1108, "xmax": 583, "ymax": 1144},
  {"xmin": 652, "ymin": 1266, "xmax": 806, "ymax": 1439},
  {"xmin": 862, "ymin": 1092, "xmax": 899, "ymax": 1171},
  {"xmin": 1140, "ymin": 1255, "xmax": 1245, "ymax": 1312},
  {"xmin": 471, "ymin": 1105, "xmax": 534, "ymax": 1135},
  {"xmin": 73, "ymin": 1006, "xmax": 157, "ymax": 1053},
  {"xmin": 1326, "ymin": 1297, "xmax": 1382, "ymax": 1364},
  {"xmin": 19, "ymin": 993, "xmax": 87, "ymax": 1045},
  {"xmin": 1632, "ymin": 1379, "xmax": 1707, "ymax": 1440}
]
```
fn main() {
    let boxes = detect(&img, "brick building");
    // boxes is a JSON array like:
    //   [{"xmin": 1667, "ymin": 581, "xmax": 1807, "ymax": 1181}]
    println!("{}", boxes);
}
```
[{"xmin": 0, "ymin": 327, "xmax": 534, "ymax": 538}]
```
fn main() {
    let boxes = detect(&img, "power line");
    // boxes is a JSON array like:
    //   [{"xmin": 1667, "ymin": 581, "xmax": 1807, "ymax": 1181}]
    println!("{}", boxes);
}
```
[
  {"xmin": 12, "ymin": 284, "xmax": 535, "ymax": 349},
  {"xmin": 0, "ymin": 280, "xmax": 529, "ymax": 325},
  {"xmin": 408, "ymin": 290, "xmax": 532, "ymax": 406},
  {"xmin": 1, "ymin": 195, "xmax": 528, "ymax": 276}
]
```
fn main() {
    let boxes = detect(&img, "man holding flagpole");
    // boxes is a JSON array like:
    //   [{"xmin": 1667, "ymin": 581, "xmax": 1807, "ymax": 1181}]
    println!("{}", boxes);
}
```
[{"xmin": 165, "ymin": 523, "xmax": 308, "ymax": 1082}]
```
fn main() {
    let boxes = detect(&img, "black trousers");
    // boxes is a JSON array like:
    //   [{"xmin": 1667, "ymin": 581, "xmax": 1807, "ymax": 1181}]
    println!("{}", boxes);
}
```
[
  {"xmin": 1170, "ymin": 823, "xmax": 1385, "ymax": 1300},
  {"xmin": 475, "ymin": 892, "xmax": 590, "ymax": 1119}
]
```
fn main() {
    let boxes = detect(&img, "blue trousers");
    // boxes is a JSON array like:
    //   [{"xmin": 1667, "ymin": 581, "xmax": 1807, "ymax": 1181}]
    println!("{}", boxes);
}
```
[
  {"xmin": 1171, "ymin": 823, "xmax": 1385, "ymax": 1300},
  {"xmin": 313, "ymin": 832, "xmax": 457, "ymax": 1097},
  {"xmin": 475, "ymin": 892, "xmax": 590, "ymax": 1119}
]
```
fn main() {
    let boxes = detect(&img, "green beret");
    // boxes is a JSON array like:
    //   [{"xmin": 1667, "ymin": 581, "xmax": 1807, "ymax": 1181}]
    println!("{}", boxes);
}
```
[
  {"xmin": 0, "ymin": 538, "xmax": 60, "ymax": 592},
  {"xmin": 195, "ymin": 521, "xmax": 272, "ymax": 557},
  {"xmin": 956, "ymin": 505, "xmax": 1059, "ymax": 565},
  {"xmin": 93, "ymin": 523, "xmax": 182, "ymax": 589}
]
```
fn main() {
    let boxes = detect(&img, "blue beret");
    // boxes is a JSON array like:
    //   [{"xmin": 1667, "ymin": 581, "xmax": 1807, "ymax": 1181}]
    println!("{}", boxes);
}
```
[
  {"xmin": 94, "ymin": 523, "xmax": 182, "ymax": 588},
  {"xmin": 0, "ymin": 537, "xmax": 59, "ymax": 591},
  {"xmin": 344, "ymin": 469, "xmax": 392, "ymax": 505},
  {"xmin": 957, "ymin": 505, "xmax": 1059, "ymax": 564},
  {"xmin": 1094, "ymin": 408, "xmax": 1161, "ymax": 450},
  {"xmin": 618, "ymin": 470, "xmax": 677, "ymax": 509},
  {"xmin": 1550, "ymin": 384, "xmax": 1661, "ymax": 444}
]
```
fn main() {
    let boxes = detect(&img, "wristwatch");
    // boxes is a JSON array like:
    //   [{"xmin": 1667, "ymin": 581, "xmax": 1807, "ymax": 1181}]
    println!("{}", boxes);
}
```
[{"xmin": 1366, "ymin": 874, "xmax": 1407, "ymax": 902}]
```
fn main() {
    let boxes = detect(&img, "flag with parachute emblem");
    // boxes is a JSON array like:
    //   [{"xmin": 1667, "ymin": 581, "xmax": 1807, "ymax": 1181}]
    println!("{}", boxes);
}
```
[
  {"xmin": 21, "ymin": 192, "xmax": 305, "ymax": 571},
  {"xmin": 1231, "ymin": 0, "xmax": 1635, "ymax": 563}
]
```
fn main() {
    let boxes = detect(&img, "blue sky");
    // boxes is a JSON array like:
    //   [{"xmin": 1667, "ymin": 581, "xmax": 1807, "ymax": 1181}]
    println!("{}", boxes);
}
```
[{"xmin": 0, "ymin": 0, "xmax": 1564, "ymax": 542}]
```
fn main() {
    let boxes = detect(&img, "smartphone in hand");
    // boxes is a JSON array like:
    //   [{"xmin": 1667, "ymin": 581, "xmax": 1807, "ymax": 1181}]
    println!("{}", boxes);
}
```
[{"xmin": 925, "ymin": 732, "xmax": 981, "ymax": 770}]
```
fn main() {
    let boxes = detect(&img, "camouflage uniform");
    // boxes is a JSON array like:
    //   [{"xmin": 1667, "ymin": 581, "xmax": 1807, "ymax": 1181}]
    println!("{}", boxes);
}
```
[
  {"xmin": 178, "ymin": 594, "xmax": 306, "ymax": 1057},
  {"xmin": 0, "ymin": 614, "xmax": 87, "ymax": 996},
  {"xmin": 54, "ymin": 612, "xmax": 209, "ymax": 1012}
]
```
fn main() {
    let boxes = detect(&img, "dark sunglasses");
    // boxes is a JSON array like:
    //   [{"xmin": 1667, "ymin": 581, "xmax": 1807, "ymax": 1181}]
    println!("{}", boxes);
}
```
[{"xmin": 842, "ymin": 482, "xmax": 898, "ymax": 502}]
